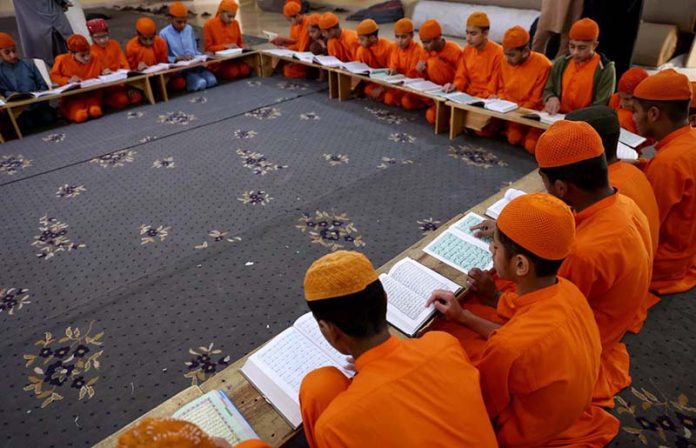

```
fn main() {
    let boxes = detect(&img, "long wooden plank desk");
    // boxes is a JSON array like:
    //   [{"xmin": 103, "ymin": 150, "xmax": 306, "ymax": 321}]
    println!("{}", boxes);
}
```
[
  {"xmin": 95, "ymin": 170, "xmax": 544, "ymax": 448},
  {"xmin": 0, "ymin": 51, "xmax": 262, "ymax": 141}
]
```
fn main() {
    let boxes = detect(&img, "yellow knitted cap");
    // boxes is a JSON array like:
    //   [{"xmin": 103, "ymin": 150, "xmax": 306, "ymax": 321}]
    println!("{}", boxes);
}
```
[{"xmin": 304, "ymin": 251, "xmax": 379, "ymax": 301}]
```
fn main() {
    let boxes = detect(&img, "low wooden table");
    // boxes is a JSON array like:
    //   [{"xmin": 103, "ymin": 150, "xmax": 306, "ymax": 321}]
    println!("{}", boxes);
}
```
[{"xmin": 95, "ymin": 171, "xmax": 544, "ymax": 447}]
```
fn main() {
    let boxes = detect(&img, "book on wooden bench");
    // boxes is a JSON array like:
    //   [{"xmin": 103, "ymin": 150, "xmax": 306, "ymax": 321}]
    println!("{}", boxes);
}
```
[
  {"xmin": 424, "ymin": 226, "xmax": 493, "ymax": 275},
  {"xmin": 215, "ymin": 48, "xmax": 244, "ymax": 57},
  {"xmin": 313, "ymin": 55, "xmax": 343, "ymax": 67},
  {"xmin": 406, "ymin": 80, "xmax": 443, "ymax": 93},
  {"xmin": 339, "ymin": 61, "xmax": 388, "ymax": 77},
  {"xmin": 485, "ymin": 188, "xmax": 526, "ymax": 219},
  {"xmin": 292, "ymin": 51, "xmax": 316, "ymax": 63},
  {"xmin": 369, "ymin": 72, "xmax": 407, "ymax": 84},
  {"xmin": 521, "ymin": 111, "xmax": 565, "ymax": 124},
  {"xmin": 380, "ymin": 257, "xmax": 460, "ymax": 336},
  {"xmin": 171, "ymin": 390, "xmax": 259, "ymax": 444},
  {"xmin": 3, "ymin": 82, "xmax": 81, "ymax": 102},
  {"xmin": 617, "ymin": 142, "xmax": 639, "ymax": 160},
  {"xmin": 241, "ymin": 313, "xmax": 355, "ymax": 429}
]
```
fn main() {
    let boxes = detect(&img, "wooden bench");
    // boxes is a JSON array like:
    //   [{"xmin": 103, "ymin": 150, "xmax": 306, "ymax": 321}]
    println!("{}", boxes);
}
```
[
  {"xmin": 0, "ymin": 51, "xmax": 263, "ymax": 141},
  {"xmin": 95, "ymin": 170, "xmax": 544, "ymax": 447}
]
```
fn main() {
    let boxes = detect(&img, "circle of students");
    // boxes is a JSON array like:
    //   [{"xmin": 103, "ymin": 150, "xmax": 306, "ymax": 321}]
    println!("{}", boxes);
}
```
[{"xmin": 3, "ymin": 0, "xmax": 695, "ymax": 446}]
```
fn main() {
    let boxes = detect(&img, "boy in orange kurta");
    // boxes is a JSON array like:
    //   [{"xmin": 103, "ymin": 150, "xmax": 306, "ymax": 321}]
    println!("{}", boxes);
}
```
[
  {"xmin": 461, "ymin": 121, "xmax": 652, "ymax": 409},
  {"xmin": 50, "ymin": 34, "xmax": 107, "ymax": 123},
  {"xmin": 608, "ymin": 67, "xmax": 648, "ymax": 134},
  {"xmin": 269, "ymin": 1, "xmax": 310, "ymax": 78},
  {"xmin": 126, "ymin": 17, "xmax": 186, "ymax": 92},
  {"xmin": 299, "ymin": 251, "xmax": 498, "ymax": 448},
  {"xmin": 384, "ymin": 18, "xmax": 426, "ymax": 108},
  {"xmin": 355, "ymin": 19, "xmax": 394, "ymax": 102},
  {"xmin": 444, "ymin": 12, "xmax": 502, "ymax": 98},
  {"xmin": 418, "ymin": 19, "xmax": 461, "ymax": 124},
  {"xmin": 319, "ymin": 13, "xmax": 358, "ymax": 62},
  {"xmin": 543, "ymin": 18, "xmax": 615, "ymax": 115},
  {"xmin": 495, "ymin": 26, "xmax": 551, "ymax": 153},
  {"xmin": 567, "ymin": 105, "xmax": 661, "ymax": 333},
  {"xmin": 428, "ymin": 193, "xmax": 618, "ymax": 447},
  {"xmin": 87, "ymin": 19, "xmax": 143, "ymax": 110},
  {"xmin": 204, "ymin": 0, "xmax": 251, "ymax": 80},
  {"xmin": 633, "ymin": 69, "xmax": 696, "ymax": 294}
]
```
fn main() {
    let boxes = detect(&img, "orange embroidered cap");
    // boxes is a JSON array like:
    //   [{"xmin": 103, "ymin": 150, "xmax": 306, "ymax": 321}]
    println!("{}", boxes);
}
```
[
  {"xmin": 169, "ymin": 1, "xmax": 188, "ymax": 18},
  {"xmin": 0, "ymin": 32, "xmax": 15, "ymax": 49},
  {"xmin": 569, "ymin": 18, "xmax": 599, "ymax": 41},
  {"xmin": 467, "ymin": 11, "xmax": 490, "ymax": 29},
  {"xmin": 535, "ymin": 120, "xmax": 604, "ymax": 168},
  {"xmin": 497, "ymin": 193, "xmax": 576, "ymax": 260},
  {"xmin": 283, "ymin": 1, "xmax": 301, "ymax": 17},
  {"xmin": 617, "ymin": 67, "xmax": 649, "ymax": 95},
  {"xmin": 503, "ymin": 26, "xmax": 529, "ymax": 49},
  {"xmin": 419, "ymin": 19, "xmax": 442, "ymax": 40},
  {"xmin": 319, "ymin": 12, "xmax": 339, "ymax": 30},
  {"xmin": 304, "ymin": 251, "xmax": 379, "ymax": 301},
  {"xmin": 356, "ymin": 18, "xmax": 379, "ymax": 35},
  {"xmin": 67, "ymin": 34, "xmax": 90, "ymax": 52},
  {"xmin": 116, "ymin": 418, "xmax": 218, "ymax": 448},
  {"xmin": 633, "ymin": 68, "xmax": 693, "ymax": 101},
  {"xmin": 394, "ymin": 18, "xmax": 414, "ymax": 34}
]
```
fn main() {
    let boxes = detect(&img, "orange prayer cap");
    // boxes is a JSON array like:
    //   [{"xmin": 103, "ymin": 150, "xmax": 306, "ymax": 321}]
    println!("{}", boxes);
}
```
[
  {"xmin": 307, "ymin": 13, "xmax": 321, "ymax": 27},
  {"xmin": 467, "ymin": 11, "xmax": 490, "ymax": 29},
  {"xmin": 503, "ymin": 25, "xmax": 529, "ymax": 49},
  {"xmin": 304, "ymin": 251, "xmax": 379, "ymax": 301},
  {"xmin": 169, "ymin": 1, "xmax": 188, "ymax": 18},
  {"xmin": 283, "ymin": 1, "xmax": 301, "ymax": 17},
  {"xmin": 394, "ymin": 18, "xmax": 414, "ymax": 34},
  {"xmin": 116, "ymin": 418, "xmax": 218, "ymax": 448},
  {"xmin": 569, "ymin": 17, "xmax": 599, "ymax": 41},
  {"xmin": 356, "ymin": 19, "xmax": 379, "ymax": 35},
  {"xmin": 217, "ymin": 0, "xmax": 239, "ymax": 15},
  {"xmin": 633, "ymin": 68, "xmax": 693, "ymax": 101},
  {"xmin": 419, "ymin": 19, "xmax": 441, "ymax": 40},
  {"xmin": 319, "ymin": 12, "xmax": 339, "ymax": 30},
  {"xmin": 135, "ymin": 17, "xmax": 157, "ymax": 36},
  {"xmin": 497, "ymin": 193, "xmax": 576, "ymax": 260},
  {"xmin": 617, "ymin": 67, "xmax": 649, "ymax": 95},
  {"xmin": 0, "ymin": 32, "xmax": 15, "ymax": 49},
  {"xmin": 67, "ymin": 34, "xmax": 90, "ymax": 52},
  {"xmin": 535, "ymin": 120, "xmax": 604, "ymax": 168}
]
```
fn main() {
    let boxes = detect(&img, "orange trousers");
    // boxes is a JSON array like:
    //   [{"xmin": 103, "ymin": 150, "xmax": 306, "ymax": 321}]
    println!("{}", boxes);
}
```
[
  {"xmin": 103, "ymin": 85, "xmax": 143, "ymax": 110},
  {"xmin": 60, "ymin": 91, "xmax": 103, "ymax": 123},
  {"xmin": 212, "ymin": 61, "xmax": 252, "ymax": 80}
]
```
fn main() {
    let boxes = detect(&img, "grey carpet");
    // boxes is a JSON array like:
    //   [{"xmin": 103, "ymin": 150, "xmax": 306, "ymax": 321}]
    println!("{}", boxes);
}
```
[{"xmin": 1, "ymin": 75, "xmax": 694, "ymax": 448}]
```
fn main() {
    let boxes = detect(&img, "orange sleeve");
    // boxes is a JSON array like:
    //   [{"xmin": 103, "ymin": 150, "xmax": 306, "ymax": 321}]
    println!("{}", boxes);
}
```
[
  {"xmin": 205, "ymin": 21, "xmax": 227, "ymax": 52},
  {"xmin": 475, "ymin": 340, "xmax": 515, "ymax": 418},
  {"xmin": 50, "ymin": 55, "xmax": 72, "ymax": 85},
  {"xmin": 521, "ymin": 60, "xmax": 551, "ymax": 109},
  {"xmin": 453, "ymin": 54, "xmax": 468, "ymax": 91},
  {"xmin": 115, "ymin": 43, "xmax": 130, "ymax": 70},
  {"xmin": 406, "ymin": 46, "xmax": 426, "ymax": 78},
  {"xmin": 388, "ymin": 48, "xmax": 398, "ymax": 71},
  {"xmin": 483, "ymin": 51, "xmax": 502, "ymax": 98},
  {"xmin": 645, "ymin": 158, "xmax": 687, "ymax": 226},
  {"xmin": 125, "ymin": 38, "xmax": 139, "ymax": 70}
]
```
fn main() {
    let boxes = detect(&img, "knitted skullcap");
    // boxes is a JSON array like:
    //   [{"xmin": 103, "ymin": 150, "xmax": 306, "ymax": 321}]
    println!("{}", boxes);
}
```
[
  {"xmin": 569, "ymin": 18, "xmax": 599, "ymax": 41},
  {"xmin": 419, "ymin": 19, "xmax": 442, "ymax": 40},
  {"xmin": 535, "ymin": 120, "xmax": 604, "ymax": 168},
  {"xmin": 497, "ymin": 193, "xmax": 576, "ymax": 260},
  {"xmin": 633, "ymin": 68, "xmax": 693, "ymax": 101},
  {"xmin": 304, "ymin": 251, "xmax": 379, "ymax": 301}
]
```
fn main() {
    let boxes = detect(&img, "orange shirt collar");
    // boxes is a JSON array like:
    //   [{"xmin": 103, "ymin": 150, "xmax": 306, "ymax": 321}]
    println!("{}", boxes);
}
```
[
  {"xmin": 355, "ymin": 335, "xmax": 400, "ymax": 371},
  {"xmin": 573, "ymin": 191, "xmax": 617, "ymax": 225},
  {"xmin": 510, "ymin": 279, "xmax": 561, "ymax": 310},
  {"xmin": 655, "ymin": 125, "xmax": 693, "ymax": 151}
]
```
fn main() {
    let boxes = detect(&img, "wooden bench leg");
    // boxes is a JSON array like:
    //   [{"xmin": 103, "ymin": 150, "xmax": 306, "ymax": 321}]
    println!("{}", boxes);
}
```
[
  {"xmin": 7, "ymin": 106, "xmax": 23, "ymax": 139},
  {"xmin": 450, "ymin": 107, "xmax": 467, "ymax": 140},
  {"xmin": 328, "ymin": 71, "xmax": 338, "ymax": 99},
  {"xmin": 159, "ymin": 74, "xmax": 169, "ymax": 102},
  {"xmin": 434, "ymin": 101, "xmax": 448, "ymax": 135},
  {"xmin": 338, "ymin": 73, "xmax": 352, "ymax": 101},
  {"xmin": 131, "ymin": 78, "xmax": 156, "ymax": 105}
]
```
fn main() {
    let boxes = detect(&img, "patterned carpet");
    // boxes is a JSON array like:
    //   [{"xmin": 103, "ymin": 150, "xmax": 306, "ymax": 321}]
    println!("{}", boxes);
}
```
[{"xmin": 1, "ymin": 76, "xmax": 694, "ymax": 448}]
